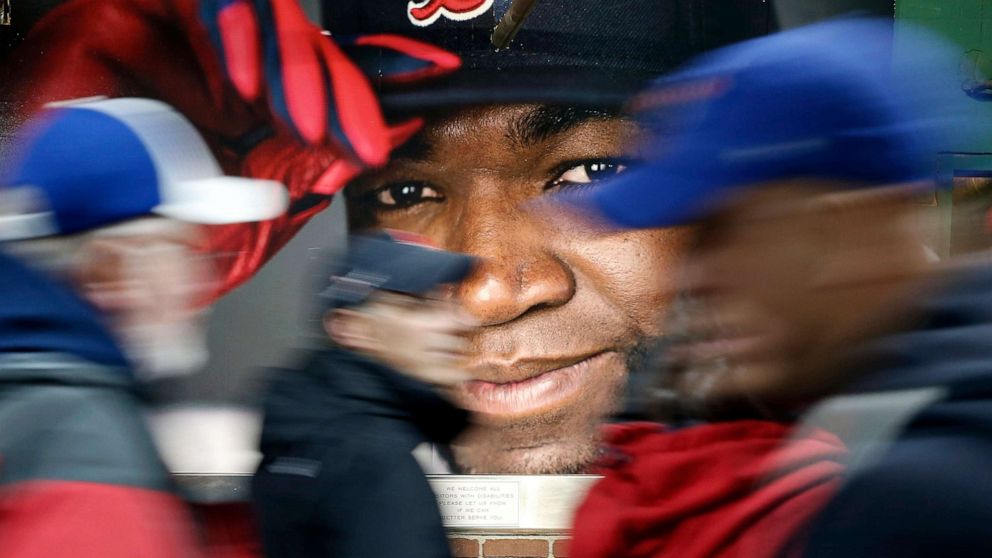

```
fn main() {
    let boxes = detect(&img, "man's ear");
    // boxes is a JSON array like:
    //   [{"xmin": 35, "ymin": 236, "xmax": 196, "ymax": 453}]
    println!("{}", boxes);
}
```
[{"xmin": 323, "ymin": 308, "xmax": 377, "ymax": 351}]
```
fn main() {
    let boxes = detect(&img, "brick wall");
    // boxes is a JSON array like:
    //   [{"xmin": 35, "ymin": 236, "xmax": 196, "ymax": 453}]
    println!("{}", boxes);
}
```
[{"xmin": 449, "ymin": 533, "xmax": 571, "ymax": 558}]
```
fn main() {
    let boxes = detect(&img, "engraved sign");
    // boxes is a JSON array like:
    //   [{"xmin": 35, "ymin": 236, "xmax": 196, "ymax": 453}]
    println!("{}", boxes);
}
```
[{"xmin": 430, "ymin": 478, "xmax": 520, "ymax": 528}]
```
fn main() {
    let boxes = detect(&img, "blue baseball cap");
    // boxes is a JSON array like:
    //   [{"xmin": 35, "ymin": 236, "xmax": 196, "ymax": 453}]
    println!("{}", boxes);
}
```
[
  {"xmin": 556, "ymin": 18, "xmax": 983, "ymax": 229},
  {"xmin": 0, "ymin": 98, "xmax": 289, "ymax": 241}
]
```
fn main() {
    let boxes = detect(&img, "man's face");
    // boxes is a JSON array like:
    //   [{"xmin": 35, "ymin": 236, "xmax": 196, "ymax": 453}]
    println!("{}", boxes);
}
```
[
  {"xmin": 73, "ymin": 219, "xmax": 216, "ymax": 379},
  {"xmin": 662, "ymin": 183, "xmax": 928, "ymax": 417},
  {"xmin": 347, "ymin": 104, "xmax": 690, "ymax": 473},
  {"xmin": 660, "ymin": 187, "xmax": 823, "ymax": 417}
]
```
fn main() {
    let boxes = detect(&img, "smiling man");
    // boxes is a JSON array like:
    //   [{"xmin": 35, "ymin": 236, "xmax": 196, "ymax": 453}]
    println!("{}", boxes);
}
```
[
  {"xmin": 347, "ymin": 104, "xmax": 685, "ymax": 473},
  {"xmin": 328, "ymin": 0, "xmax": 773, "ymax": 473}
]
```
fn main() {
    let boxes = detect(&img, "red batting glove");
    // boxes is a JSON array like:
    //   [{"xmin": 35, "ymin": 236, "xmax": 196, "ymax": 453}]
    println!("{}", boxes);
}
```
[
  {"xmin": 7, "ymin": 0, "xmax": 460, "ymax": 297},
  {"xmin": 199, "ymin": 0, "xmax": 457, "ymax": 162}
]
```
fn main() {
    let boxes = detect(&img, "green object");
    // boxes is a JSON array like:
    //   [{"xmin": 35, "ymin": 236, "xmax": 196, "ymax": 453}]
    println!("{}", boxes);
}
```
[
  {"xmin": 897, "ymin": 1, "xmax": 992, "ymax": 88},
  {"xmin": 895, "ymin": 0, "xmax": 992, "ymax": 154}
]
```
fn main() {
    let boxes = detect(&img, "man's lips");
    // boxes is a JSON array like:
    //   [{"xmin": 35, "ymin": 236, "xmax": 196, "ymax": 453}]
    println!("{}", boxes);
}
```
[{"xmin": 458, "ymin": 352, "xmax": 614, "ymax": 418}]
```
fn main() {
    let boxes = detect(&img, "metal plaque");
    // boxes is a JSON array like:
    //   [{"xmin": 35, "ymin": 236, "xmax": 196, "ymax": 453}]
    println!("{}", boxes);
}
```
[
  {"xmin": 429, "ymin": 475, "xmax": 600, "ymax": 532},
  {"xmin": 431, "ymin": 477, "xmax": 521, "ymax": 528}
]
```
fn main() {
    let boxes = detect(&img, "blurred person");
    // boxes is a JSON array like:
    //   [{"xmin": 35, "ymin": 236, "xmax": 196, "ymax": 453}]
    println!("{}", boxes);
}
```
[
  {"xmin": 6, "ymin": 0, "xmax": 774, "ymax": 474},
  {"xmin": 559, "ymin": 18, "xmax": 992, "ymax": 558},
  {"xmin": 0, "ymin": 97, "xmax": 287, "ymax": 557},
  {"xmin": 252, "ymin": 231, "xmax": 475, "ymax": 558},
  {"xmin": 2, "ymin": 0, "xmax": 462, "ymax": 296},
  {"xmin": 3, "ymin": 5, "xmax": 462, "ymax": 553}
]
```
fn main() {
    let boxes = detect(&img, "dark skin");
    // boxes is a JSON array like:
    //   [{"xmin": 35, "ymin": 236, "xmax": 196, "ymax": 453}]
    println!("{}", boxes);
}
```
[
  {"xmin": 662, "ymin": 181, "xmax": 932, "ymax": 419},
  {"xmin": 347, "ymin": 104, "xmax": 690, "ymax": 474}
]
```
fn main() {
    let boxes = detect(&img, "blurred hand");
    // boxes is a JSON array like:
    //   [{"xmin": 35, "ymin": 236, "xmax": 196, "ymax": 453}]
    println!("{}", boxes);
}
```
[{"xmin": 327, "ymin": 292, "xmax": 478, "ymax": 388}]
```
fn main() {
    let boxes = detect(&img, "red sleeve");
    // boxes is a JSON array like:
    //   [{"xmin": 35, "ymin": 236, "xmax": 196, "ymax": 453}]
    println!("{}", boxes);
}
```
[{"xmin": 0, "ymin": 480, "xmax": 204, "ymax": 558}]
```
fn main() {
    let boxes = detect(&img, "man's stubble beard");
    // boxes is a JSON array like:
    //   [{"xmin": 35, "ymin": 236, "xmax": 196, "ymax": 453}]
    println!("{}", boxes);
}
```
[
  {"xmin": 452, "ymin": 406, "xmax": 605, "ymax": 474},
  {"xmin": 451, "ymin": 337, "xmax": 658, "ymax": 474}
]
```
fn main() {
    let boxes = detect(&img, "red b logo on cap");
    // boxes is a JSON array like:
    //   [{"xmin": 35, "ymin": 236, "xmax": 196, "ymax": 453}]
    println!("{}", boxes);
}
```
[{"xmin": 407, "ymin": 0, "xmax": 493, "ymax": 27}]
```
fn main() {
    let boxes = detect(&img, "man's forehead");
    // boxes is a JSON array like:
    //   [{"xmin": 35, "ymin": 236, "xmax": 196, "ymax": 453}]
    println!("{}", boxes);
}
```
[{"xmin": 390, "ymin": 104, "xmax": 623, "ymax": 162}]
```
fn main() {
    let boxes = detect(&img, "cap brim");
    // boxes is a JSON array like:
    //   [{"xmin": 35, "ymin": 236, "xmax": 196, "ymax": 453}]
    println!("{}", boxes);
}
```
[
  {"xmin": 380, "ymin": 67, "xmax": 657, "ymax": 114},
  {"xmin": 551, "ymin": 161, "xmax": 722, "ymax": 230},
  {"xmin": 387, "ymin": 247, "xmax": 476, "ymax": 296},
  {"xmin": 153, "ymin": 177, "xmax": 289, "ymax": 225}
]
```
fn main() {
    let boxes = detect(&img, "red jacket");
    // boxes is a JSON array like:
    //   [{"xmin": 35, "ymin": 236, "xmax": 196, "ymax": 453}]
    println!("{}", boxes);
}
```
[{"xmin": 570, "ymin": 421, "xmax": 846, "ymax": 558}]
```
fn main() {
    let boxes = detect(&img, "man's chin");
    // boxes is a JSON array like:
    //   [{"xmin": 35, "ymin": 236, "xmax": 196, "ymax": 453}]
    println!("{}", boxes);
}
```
[
  {"xmin": 452, "ymin": 432, "xmax": 602, "ymax": 474},
  {"xmin": 451, "ymin": 342, "xmax": 639, "ymax": 474}
]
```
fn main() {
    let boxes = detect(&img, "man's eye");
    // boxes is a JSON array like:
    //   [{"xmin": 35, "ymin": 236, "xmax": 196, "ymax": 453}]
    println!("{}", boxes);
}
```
[
  {"xmin": 549, "ymin": 160, "xmax": 628, "ymax": 189},
  {"xmin": 370, "ymin": 182, "xmax": 444, "ymax": 210}
]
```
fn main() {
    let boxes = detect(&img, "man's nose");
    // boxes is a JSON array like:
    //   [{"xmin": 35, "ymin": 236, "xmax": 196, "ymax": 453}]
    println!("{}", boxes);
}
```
[{"xmin": 452, "ymin": 206, "xmax": 575, "ymax": 327}]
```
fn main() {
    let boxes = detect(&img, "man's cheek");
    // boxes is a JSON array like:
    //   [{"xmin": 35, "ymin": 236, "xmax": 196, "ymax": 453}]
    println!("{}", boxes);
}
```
[{"xmin": 564, "ymin": 230, "xmax": 688, "ymax": 328}]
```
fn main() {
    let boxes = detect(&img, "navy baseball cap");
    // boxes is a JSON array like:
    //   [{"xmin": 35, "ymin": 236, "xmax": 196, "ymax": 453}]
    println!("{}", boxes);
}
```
[
  {"xmin": 324, "ymin": 0, "xmax": 774, "ymax": 112},
  {"xmin": 557, "ymin": 18, "xmax": 985, "ymax": 229},
  {"xmin": 0, "ymin": 98, "xmax": 288, "ymax": 241},
  {"xmin": 320, "ymin": 231, "xmax": 476, "ymax": 309}
]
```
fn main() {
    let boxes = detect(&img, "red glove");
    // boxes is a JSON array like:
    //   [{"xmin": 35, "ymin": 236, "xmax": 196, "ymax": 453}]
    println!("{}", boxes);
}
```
[
  {"xmin": 198, "ymin": 0, "xmax": 457, "ymax": 159},
  {"xmin": 6, "ymin": 0, "xmax": 459, "ymax": 296}
]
